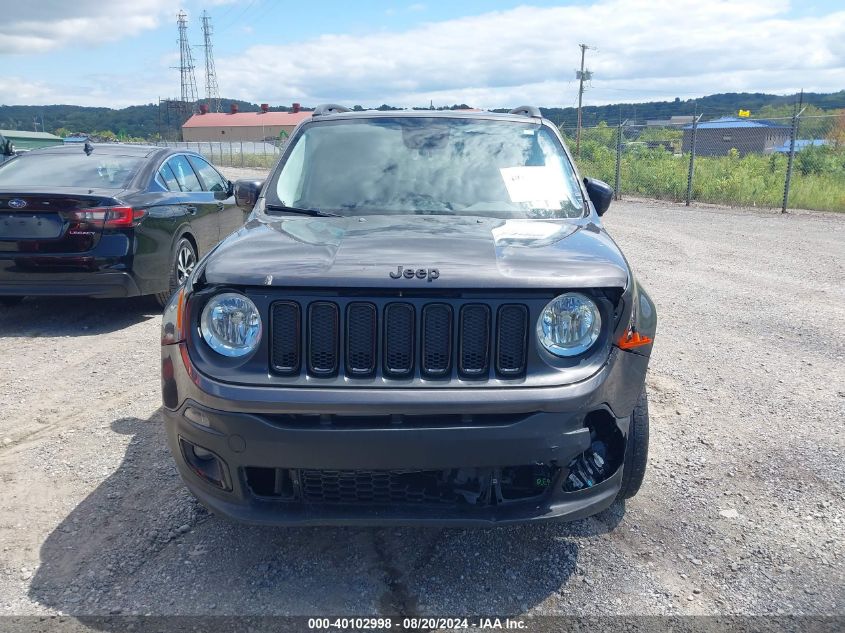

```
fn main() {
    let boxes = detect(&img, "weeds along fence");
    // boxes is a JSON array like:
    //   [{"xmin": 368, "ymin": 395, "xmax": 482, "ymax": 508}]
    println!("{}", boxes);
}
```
[
  {"xmin": 563, "ymin": 113, "xmax": 845, "ymax": 213},
  {"xmin": 153, "ymin": 140, "xmax": 287, "ymax": 169}
]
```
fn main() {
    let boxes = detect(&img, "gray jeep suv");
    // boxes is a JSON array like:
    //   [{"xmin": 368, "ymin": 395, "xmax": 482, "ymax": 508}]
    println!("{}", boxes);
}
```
[{"xmin": 160, "ymin": 105, "xmax": 656, "ymax": 526}]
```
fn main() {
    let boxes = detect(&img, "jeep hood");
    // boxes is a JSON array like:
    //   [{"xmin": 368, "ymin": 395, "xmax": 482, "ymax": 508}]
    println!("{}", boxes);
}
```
[{"xmin": 202, "ymin": 215, "xmax": 629, "ymax": 289}]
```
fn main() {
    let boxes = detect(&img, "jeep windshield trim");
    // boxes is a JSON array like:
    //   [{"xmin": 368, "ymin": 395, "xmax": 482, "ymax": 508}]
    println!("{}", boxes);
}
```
[{"xmin": 265, "ymin": 117, "xmax": 587, "ymax": 219}]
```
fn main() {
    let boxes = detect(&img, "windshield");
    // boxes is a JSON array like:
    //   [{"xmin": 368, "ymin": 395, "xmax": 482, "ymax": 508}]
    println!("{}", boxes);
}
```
[
  {"xmin": 269, "ymin": 117, "xmax": 585, "ymax": 219},
  {"xmin": 0, "ymin": 153, "xmax": 143, "ymax": 189}
]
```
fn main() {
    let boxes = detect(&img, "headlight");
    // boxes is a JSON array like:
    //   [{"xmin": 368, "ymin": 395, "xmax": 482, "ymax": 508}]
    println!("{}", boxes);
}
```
[
  {"xmin": 200, "ymin": 292, "xmax": 262, "ymax": 357},
  {"xmin": 537, "ymin": 292, "xmax": 602, "ymax": 357}
]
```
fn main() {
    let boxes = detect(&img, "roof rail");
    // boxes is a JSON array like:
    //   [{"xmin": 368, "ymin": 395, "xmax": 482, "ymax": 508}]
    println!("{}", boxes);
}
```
[
  {"xmin": 509, "ymin": 105, "xmax": 542, "ymax": 118},
  {"xmin": 313, "ymin": 103, "xmax": 352, "ymax": 116}
]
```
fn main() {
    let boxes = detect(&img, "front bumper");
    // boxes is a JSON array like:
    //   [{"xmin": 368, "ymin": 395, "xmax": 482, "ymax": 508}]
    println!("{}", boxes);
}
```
[{"xmin": 161, "ymin": 344, "xmax": 649, "ymax": 526}]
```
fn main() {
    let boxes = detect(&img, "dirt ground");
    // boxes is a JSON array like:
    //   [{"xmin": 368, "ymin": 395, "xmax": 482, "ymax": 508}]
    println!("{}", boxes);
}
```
[{"xmin": 0, "ymin": 188, "xmax": 843, "ymax": 624}]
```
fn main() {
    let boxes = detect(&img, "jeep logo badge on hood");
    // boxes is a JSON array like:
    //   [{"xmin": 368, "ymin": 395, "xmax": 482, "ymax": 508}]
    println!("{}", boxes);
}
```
[{"xmin": 389, "ymin": 266, "xmax": 440, "ymax": 282}]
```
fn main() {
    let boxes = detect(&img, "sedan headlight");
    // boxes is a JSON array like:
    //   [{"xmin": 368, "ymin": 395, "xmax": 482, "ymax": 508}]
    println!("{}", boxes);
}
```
[
  {"xmin": 200, "ymin": 292, "xmax": 262, "ymax": 357},
  {"xmin": 537, "ymin": 292, "xmax": 602, "ymax": 357}
]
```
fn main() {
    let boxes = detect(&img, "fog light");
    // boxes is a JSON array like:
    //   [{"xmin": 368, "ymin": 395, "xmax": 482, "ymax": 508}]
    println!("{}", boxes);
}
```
[
  {"xmin": 192, "ymin": 445, "xmax": 214, "ymax": 460},
  {"xmin": 178, "ymin": 437, "xmax": 231, "ymax": 490}
]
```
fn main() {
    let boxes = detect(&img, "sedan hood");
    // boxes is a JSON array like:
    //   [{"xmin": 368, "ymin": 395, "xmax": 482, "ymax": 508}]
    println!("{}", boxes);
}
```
[{"xmin": 202, "ymin": 215, "xmax": 629, "ymax": 289}]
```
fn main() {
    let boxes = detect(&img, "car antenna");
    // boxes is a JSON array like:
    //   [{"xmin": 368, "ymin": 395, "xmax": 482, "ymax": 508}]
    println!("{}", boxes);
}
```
[{"xmin": 84, "ymin": 142, "xmax": 94, "ymax": 156}]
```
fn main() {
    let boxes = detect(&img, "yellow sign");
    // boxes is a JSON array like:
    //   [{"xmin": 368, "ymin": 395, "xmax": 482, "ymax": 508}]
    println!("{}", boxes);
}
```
[{"xmin": 738, "ymin": 110, "xmax": 751, "ymax": 118}]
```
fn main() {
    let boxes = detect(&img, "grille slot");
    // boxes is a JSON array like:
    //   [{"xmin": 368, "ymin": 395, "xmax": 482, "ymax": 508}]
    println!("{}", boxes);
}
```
[
  {"xmin": 270, "ymin": 301, "xmax": 300, "ymax": 375},
  {"xmin": 384, "ymin": 303, "xmax": 415, "ymax": 377},
  {"xmin": 496, "ymin": 304, "xmax": 528, "ymax": 376},
  {"xmin": 459, "ymin": 304, "xmax": 490, "ymax": 377},
  {"xmin": 308, "ymin": 302, "xmax": 339, "ymax": 376},
  {"xmin": 346, "ymin": 302, "xmax": 377, "ymax": 376},
  {"xmin": 421, "ymin": 303, "xmax": 452, "ymax": 377}
]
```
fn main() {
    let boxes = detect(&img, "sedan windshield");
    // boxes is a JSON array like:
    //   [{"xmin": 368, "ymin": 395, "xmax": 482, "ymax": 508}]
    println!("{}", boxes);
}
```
[
  {"xmin": 270, "ymin": 117, "xmax": 585, "ymax": 219},
  {"xmin": 0, "ymin": 154, "xmax": 143, "ymax": 189}
]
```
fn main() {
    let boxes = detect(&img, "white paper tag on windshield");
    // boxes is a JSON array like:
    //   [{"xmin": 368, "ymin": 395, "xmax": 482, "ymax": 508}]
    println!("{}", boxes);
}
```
[{"xmin": 500, "ymin": 166, "xmax": 572, "ymax": 208}]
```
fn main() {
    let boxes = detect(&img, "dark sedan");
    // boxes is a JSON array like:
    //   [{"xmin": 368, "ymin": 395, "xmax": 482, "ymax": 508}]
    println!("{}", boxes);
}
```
[{"xmin": 0, "ymin": 143, "xmax": 245, "ymax": 306}]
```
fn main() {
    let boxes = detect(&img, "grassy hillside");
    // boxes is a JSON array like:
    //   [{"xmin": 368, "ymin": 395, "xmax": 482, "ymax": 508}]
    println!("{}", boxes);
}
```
[
  {"xmin": 531, "ymin": 91, "xmax": 845, "ymax": 127},
  {"xmin": 0, "ymin": 99, "xmax": 306, "ymax": 141},
  {"xmin": 2, "ymin": 91, "xmax": 844, "ymax": 140}
]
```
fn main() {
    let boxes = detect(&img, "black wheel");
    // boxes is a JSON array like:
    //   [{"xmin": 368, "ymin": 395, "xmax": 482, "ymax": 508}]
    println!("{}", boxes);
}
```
[
  {"xmin": 155, "ymin": 237, "xmax": 196, "ymax": 308},
  {"xmin": 0, "ymin": 296, "xmax": 24, "ymax": 307},
  {"xmin": 617, "ymin": 385, "xmax": 649, "ymax": 500}
]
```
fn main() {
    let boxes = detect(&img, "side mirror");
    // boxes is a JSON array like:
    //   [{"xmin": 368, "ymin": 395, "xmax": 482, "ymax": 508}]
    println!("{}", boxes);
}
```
[
  {"xmin": 233, "ymin": 179, "xmax": 264, "ymax": 209},
  {"xmin": 584, "ymin": 177, "xmax": 613, "ymax": 216}
]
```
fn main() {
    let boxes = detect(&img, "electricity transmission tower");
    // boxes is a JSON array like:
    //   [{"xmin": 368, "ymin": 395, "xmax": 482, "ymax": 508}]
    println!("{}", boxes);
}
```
[
  {"xmin": 575, "ymin": 43, "xmax": 594, "ymax": 158},
  {"xmin": 201, "ymin": 11, "xmax": 221, "ymax": 113},
  {"xmin": 176, "ymin": 11, "xmax": 199, "ymax": 115}
]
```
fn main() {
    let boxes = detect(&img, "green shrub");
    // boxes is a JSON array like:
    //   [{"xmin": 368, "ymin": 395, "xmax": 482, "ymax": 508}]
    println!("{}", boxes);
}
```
[{"xmin": 575, "ymin": 147, "xmax": 845, "ymax": 212}]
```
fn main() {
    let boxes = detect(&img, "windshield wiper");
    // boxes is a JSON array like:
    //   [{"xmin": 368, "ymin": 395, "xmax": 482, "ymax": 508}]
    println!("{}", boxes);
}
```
[{"xmin": 265, "ymin": 203, "xmax": 340, "ymax": 218}]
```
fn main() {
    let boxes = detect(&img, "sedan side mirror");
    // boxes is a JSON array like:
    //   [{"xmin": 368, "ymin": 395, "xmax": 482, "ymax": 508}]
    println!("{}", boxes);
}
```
[
  {"xmin": 584, "ymin": 177, "xmax": 613, "ymax": 216},
  {"xmin": 233, "ymin": 179, "xmax": 264, "ymax": 209}
]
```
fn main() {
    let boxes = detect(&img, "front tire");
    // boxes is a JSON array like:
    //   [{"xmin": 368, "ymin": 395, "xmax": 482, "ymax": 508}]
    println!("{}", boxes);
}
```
[
  {"xmin": 155, "ymin": 237, "xmax": 196, "ymax": 308},
  {"xmin": 617, "ymin": 385, "xmax": 649, "ymax": 500}
]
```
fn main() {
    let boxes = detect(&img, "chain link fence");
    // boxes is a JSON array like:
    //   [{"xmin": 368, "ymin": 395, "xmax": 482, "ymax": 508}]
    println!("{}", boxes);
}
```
[
  {"xmin": 564, "ymin": 112, "xmax": 845, "ymax": 213},
  {"xmin": 152, "ymin": 139, "xmax": 288, "ymax": 169}
]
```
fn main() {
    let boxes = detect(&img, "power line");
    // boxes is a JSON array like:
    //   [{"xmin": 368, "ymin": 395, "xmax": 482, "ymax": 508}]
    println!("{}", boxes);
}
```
[
  {"xmin": 201, "ymin": 11, "xmax": 221, "ymax": 112},
  {"xmin": 217, "ymin": 0, "xmax": 258, "ymax": 33}
]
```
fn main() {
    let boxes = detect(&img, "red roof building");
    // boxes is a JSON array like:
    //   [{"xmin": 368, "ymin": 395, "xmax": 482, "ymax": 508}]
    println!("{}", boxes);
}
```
[{"xmin": 182, "ymin": 104, "xmax": 312, "ymax": 142}]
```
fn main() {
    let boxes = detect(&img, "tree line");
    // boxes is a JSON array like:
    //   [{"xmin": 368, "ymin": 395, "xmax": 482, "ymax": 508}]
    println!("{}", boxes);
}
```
[{"xmin": 2, "ymin": 91, "xmax": 844, "ymax": 141}]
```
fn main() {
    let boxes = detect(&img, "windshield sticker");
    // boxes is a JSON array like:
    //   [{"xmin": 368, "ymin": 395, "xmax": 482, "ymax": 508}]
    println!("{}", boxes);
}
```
[{"xmin": 499, "ymin": 166, "xmax": 574, "ymax": 208}]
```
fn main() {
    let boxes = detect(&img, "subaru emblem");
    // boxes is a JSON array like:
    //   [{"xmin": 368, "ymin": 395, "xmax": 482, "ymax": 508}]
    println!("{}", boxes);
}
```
[{"xmin": 8, "ymin": 199, "xmax": 26, "ymax": 209}]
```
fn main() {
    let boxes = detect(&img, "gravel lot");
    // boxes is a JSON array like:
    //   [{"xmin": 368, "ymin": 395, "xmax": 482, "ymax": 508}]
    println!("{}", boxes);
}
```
[{"xmin": 0, "ymin": 178, "xmax": 843, "ymax": 624}]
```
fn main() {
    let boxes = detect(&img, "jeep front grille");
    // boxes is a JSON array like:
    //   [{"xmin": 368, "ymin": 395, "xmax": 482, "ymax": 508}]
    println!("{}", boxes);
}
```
[{"xmin": 270, "ymin": 298, "xmax": 529, "ymax": 381}]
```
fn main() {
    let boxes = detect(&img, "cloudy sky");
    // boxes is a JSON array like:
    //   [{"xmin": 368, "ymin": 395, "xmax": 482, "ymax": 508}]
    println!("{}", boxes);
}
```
[{"xmin": 1, "ymin": 0, "xmax": 843, "ymax": 110}]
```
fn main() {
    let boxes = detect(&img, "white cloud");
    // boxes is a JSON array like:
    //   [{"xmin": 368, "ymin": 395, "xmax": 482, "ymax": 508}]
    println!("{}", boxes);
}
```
[
  {"xmin": 0, "ymin": 73, "xmax": 172, "ymax": 109},
  {"xmin": 2, "ymin": 0, "xmax": 844, "ymax": 109},
  {"xmin": 0, "ymin": 0, "xmax": 173, "ymax": 54},
  {"xmin": 214, "ymin": 0, "xmax": 845, "ymax": 108}
]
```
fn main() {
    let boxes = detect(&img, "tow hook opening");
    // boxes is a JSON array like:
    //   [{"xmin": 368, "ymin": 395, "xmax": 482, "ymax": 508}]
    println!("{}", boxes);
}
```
[{"xmin": 563, "ymin": 410, "xmax": 625, "ymax": 493}]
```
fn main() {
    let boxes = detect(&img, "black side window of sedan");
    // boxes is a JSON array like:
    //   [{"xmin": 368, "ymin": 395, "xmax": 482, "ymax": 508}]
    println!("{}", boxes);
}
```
[
  {"xmin": 157, "ymin": 164, "xmax": 180, "ymax": 191},
  {"xmin": 166, "ymin": 155, "xmax": 203, "ymax": 193},
  {"xmin": 188, "ymin": 156, "xmax": 228, "ymax": 193}
]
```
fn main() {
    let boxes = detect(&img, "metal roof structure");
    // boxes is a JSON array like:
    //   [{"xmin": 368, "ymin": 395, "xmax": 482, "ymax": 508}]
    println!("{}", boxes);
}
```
[
  {"xmin": 774, "ymin": 139, "xmax": 830, "ymax": 153},
  {"xmin": 0, "ymin": 129, "xmax": 63, "ymax": 141},
  {"xmin": 683, "ymin": 116, "xmax": 789, "ymax": 130},
  {"xmin": 182, "ymin": 111, "xmax": 313, "ymax": 128}
]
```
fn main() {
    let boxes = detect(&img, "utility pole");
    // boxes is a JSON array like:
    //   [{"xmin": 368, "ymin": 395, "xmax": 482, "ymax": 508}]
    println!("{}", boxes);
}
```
[
  {"xmin": 782, "ymin": 89, "xmax": 805, "ymax": 214},
  {"xmin": 575, "ymin": 43, "xmax": 593, "ymax": 158},
  {"xmin": 176, "ymin": 10, "xmax": 199, "ymax": 120},
  {"xmin": 201, "ymin": 11, "xmax": 221, "ymax": 113}
]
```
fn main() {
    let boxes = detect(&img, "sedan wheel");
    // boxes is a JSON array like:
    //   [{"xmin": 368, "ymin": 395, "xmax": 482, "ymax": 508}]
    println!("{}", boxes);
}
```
[
  {"xmin": 155, "ymin": 237, "xmax": 197, "ymax": 308},
  {"xmin": 175, "ymin": 241, "xmax": 197, "ymax": 286}
]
